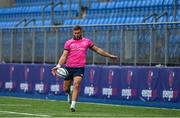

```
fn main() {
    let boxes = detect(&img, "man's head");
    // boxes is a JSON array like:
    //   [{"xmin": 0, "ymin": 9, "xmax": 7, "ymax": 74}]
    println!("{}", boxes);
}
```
[{"xmin": 73, "ymin": 25, "xmax": 82, "ymax": 40}]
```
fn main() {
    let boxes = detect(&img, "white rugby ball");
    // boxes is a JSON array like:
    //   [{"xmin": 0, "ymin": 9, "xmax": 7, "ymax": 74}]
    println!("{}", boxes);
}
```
[{"xmin": 56, "ymin": 67, "xmax": 69, "ymax": 78}]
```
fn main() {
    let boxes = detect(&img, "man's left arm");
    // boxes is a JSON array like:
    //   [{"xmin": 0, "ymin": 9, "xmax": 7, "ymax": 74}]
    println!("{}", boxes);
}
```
[{"xmin": 90, "ymin": 45, "xmax": 118, "ymax": 59}]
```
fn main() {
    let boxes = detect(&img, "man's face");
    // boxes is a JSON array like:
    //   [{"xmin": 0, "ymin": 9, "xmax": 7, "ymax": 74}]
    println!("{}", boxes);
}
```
[{"xmin": 73, "ymin": 29, "xmax": 82, "ymax": 40}]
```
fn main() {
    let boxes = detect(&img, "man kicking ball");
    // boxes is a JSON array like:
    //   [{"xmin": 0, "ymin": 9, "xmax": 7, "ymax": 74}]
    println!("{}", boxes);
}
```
[{"xmin": 51, "ymin": 25, "xmax": 118, "ymax": 112}]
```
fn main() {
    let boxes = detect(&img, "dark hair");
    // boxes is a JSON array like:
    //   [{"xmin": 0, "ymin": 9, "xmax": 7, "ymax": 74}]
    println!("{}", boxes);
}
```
[{"xmin": 73, "ymin": 25, "xmax": 82, "ymax": 31}]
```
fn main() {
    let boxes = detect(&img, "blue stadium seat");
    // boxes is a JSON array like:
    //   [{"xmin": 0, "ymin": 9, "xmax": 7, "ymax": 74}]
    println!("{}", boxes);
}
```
[
  {"xmin": 78, "ymin": 19, "xmax": 84, "ymax": 25},
  {"xmin": 82, "ymin": 19, "xmax": 87, "ymax": 25},
  {"xmin": 139, "ymin": 0, "xmax": 146, "ymax": 7},
  {"xmin": 126, "ymin": 1, "xmax": 131, "ymax": 8},
  {"xmin": 90, "ymin": 2, "xmax": 99, "ymax": 10},
  {"xmin": 106, "ymin": 2, "xmax": 116, "ymax": 10},
  {"xmin": 64, "ymin": 19, "xmax": 71, "ymax": 25},
  {"xmin": 168, "ymin": 16, "xmax": 174, "ymax": 22},
  {"xmin": 81, "ymin": 0, "xmax": 88, "ymax": 7},
  {"xmin": 177, "ymin": 15, "xmax": 180, "ymax": 21},
  {"xmin": 94, "ymin": 18, "xmax": 100, "ymax": 24},
  {"xmin": 99, "ymin": 2, "xmax": 107, "ymax": 9},
  {"xmin": 110, "ymin": 18, "xmax": 117, "ymax": 24},
  {"xmin": 116, "ymin": 17, "xmax": 122, "ymax": 24},
  {"xmin": 85, "ymin": 19, "xmax": 91, "ymax": 24},
  {"xmin": 103, "ymin": 18, "xmax": 109, "ymax": 24},
  {"xmin": 129, "ymin": 1, "xmax": 136, "ymax": 8},
  {"xmin": 90, "ymin": 19, "xmax": 96, "ymax": 25},
  {"xmin": 71, "ymin": 4, "xmax": 79, "ymax": 11},
  {"xmin": 115, "ymin": 2, "xmax": 124, "ymax": 9}
]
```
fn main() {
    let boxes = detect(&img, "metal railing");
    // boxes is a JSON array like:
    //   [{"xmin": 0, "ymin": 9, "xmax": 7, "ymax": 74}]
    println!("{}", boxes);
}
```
[{"xmin": 0, "ymin": 22, "xmax": 179, "ymax": 66}]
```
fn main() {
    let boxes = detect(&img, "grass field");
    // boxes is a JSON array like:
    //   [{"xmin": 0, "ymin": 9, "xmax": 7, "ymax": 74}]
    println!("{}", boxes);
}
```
[{"xmin": 0, "ymin": 97, "xmax": 180, "ymax": 117}]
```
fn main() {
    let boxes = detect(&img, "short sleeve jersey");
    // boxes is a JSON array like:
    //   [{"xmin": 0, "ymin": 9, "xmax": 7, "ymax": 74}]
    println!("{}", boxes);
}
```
[{"xmin": 64, "ymin": 37, "xmax": 94, "ymax": 68}]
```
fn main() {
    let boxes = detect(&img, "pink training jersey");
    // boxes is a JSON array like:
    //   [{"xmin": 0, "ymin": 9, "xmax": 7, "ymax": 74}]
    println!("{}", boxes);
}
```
[{"xmin": 64, "ymin": 37, "xmax": 94, "ymax": 68}]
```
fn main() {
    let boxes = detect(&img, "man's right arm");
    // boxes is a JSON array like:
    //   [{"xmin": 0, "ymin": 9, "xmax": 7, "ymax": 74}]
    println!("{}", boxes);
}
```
[
  {"xmin": 51, "ymin": 50, "xmax": 68, "ymax": 76},
  {"xmin": 56, "ymin": 50, "xmax": 69, "ymax": 67}
]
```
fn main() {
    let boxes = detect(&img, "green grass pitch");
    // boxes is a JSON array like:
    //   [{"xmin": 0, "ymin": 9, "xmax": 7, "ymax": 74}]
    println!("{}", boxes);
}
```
[{"xmin": 0, "ymin": 97, "xmax": 180, "ymax": 117}]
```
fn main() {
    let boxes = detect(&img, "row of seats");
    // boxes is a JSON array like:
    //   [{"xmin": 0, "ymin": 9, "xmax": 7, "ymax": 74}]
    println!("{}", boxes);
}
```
[
  {"xmin": 64, "ymin": 16, "xmax": 177, "ymax": 25},
  {"xmin": 16, "ymin": 0, "xmax": 178, "ymax": 8},
  {"xmin": 64, "ymin": 17, "xmax": 144, "ymax": 25},
  {"xmin": 86, "ymin": 7, "xmax": 173, "ymax": 19},
  {"xmin": 0, "ymin": 4, "xmax": 79, "ymax": 22},
  {"xmin": 0, "ymin": 4, "xmax": 173, "ymax": 22},
  {"xmin": 0, "ymin": 11, "xmax": 78, "ymax": 22},
  {"xmin": 85, "ymin": 0, "xmax": 177, "ymax": 20},
  {"xmin": 0, "ymin": 20, "xmax": 51, "ymax": 27},
  {"xmin": 7, "ymin": 0, "xmax": 177, "ymax": 15},
  {"xmin": 15, "ymin": 0, "xmax": 92, "ymax": 6},
  {"xmin": 0, "ymin": 4, "xmax": 78, "ymax": 14},
  {"xmin": 0, "ymin": 15, "xmax": 178, "ymax": 28},
  {"xmin": 90, "ymin": 0, "xmax": 174, "ymax": 10},
  {"xmin": 0, "ymin": 0, "xmax": 179, "ymax": 28}
]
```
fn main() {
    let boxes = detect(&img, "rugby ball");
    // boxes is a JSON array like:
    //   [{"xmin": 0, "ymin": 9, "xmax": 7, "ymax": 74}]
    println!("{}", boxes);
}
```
[{"xmin": 56, "ymin": 67, "xmax": 69, "ymax": 78}]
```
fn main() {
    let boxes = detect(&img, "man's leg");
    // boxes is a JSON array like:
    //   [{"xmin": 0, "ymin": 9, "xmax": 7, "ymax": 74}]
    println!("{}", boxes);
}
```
[{"xmin": 70, "ymin": 76, "xmax": 82, "ymax": 112}]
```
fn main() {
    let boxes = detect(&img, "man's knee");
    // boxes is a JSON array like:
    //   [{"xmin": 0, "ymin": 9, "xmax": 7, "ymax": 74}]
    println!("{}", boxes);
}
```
[
  {"xmin": 73, "ymin": 82, "xmax": 80, "ymax": 90},
  {"xmin": 73, "ymin": 77, "xmax": 82, "ymax": 90}
]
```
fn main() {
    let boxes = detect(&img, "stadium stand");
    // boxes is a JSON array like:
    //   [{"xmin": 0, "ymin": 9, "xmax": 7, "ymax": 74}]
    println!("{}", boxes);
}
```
[
  {"xmin": 0, "ymin": 0, "xmax": 178, "ymax": 27},
  {"xmin": 0, "ymin": 0, "xmax": 179, "ymax": 65}
]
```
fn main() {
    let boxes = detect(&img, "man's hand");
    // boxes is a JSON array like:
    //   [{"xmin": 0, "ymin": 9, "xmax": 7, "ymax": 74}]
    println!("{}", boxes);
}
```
[
  {"xmin": 51, "ymin": 66, "xmax": 59, "ymax": 76},
  {"xmin": 109, "ymin": 55, "xmax": 118, "ymax": 60}
]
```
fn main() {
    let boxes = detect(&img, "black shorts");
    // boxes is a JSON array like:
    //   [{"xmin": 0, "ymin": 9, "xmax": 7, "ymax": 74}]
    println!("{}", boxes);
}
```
[{"xmin": 64, "ymin": 67, "xmax": 85, "ymax": 81}]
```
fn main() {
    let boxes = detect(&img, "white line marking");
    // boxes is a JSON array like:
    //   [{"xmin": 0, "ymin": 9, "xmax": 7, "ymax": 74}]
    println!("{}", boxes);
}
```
[
  {"xmin": 0, "ymin": 104, "xmax": 32, "ymax": 107},
  {"xmin": 0, "ymin": 110, "xmax": 50, "ymax": 117}
]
